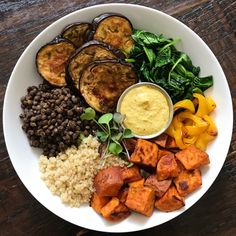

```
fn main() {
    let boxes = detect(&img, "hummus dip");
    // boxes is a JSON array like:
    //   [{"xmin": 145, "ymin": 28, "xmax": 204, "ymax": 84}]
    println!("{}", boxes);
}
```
[{"xmin": 119, "ymin": 84, "xmax": 170, "ymax": 136}]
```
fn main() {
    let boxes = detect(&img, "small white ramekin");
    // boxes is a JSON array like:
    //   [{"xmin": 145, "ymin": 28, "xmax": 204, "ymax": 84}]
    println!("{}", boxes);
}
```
[{"xmin": 117, "ymin": 82, "xmax": 173, "ymax": 139}]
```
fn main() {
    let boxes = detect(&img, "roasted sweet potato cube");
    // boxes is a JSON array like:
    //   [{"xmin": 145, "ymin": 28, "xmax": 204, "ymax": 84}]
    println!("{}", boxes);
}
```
[
  {"xmin": 128, "ymin": 178, "xmax": 145, "ymax": 188},
  {"xmin": 90, "ymin": 192, "xmax": 110, "ymax": 214},
  {"xmin": 176, "ymin": 159, "xmax": 185, "ymax": 172},
  {"xmin": 144, "ymin": 175, "xmax": 172, "ymax": 197},
  {"xmin": 125, "ymin": 186, "xmax": 155, "ymax": 217},
  {"xmin": 151, "ymin": 133, "xmax": 169, "ymax": 148},
  {"xmin": 118, "ymin": 188, "xmax": 129, "ymax": 203},
  {"xmin": 100, "ymin": 197, "xmax": 131, "ymax": 221},
  {"xmin": 94, "ymin": 166, "xmax": 124, "ymax": 197},
  {"xmin": 130, "ymin": 139, "xmax": 159, "ymax": 168},
  {"xmin": 155, "ymin": 185, "xmax": 185, "ymax": 212},
  {"xmin": 122, "ymin": 166, "xmax": 142, "ymax": 183},
  {"xmin": 156, "ymin": 153, "xmax": 180, "ymax": 180},
  {"xmin": 100, "ymin": 197, "xmax": 119, "ymax": 218},
  {"xmin": 175, "ymin": 145, "xmax": 210, "ymax": 170},
  {"xmin": 158, "ymin": 148, "xmax": 173, "ymax": 159},
  {"xmin": 123, "ymin": 138, "xmax": 137, "ymax": 153},
  {"xmin": 107, "ymin": 202, "xmax": 131, "ymax": 221},
  {"xmin": 174, "ymin": 169, "xmax": 202, "ymax": 196},
  {"xmin": 166, "ymin": 136, "xmax": 179, "ymax": 149}
]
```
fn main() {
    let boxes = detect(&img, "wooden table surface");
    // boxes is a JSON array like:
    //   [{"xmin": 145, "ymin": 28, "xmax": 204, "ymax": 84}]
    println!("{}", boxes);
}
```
[{"xmin": 0, "ymin": 0, "xmax": 235, "ymax": 235}]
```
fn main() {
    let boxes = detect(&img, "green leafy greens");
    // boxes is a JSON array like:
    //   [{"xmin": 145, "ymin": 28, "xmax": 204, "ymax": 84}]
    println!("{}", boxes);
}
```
[
  {"xmin": 128, "ymin": 29, "xmax": 213, "ymax": 103},
  {"xmin": 80, "ymin": 107, "xmax": 133, "ymax": 159}
]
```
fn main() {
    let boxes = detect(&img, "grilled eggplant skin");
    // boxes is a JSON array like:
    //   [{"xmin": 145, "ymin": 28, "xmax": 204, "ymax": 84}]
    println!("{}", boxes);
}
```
[
  {"xmin": 36, "ymin": 38, "xmax": 76, "ymax": 86},
  {"xmin": 61, "ymin": 22, "xmax": 92, "ymax": 48},
  {"xmin": 80, "ymin": 60, "xmax": 137, "ymax": 113},
  {"xmin": 66, "ymin": 40, "xmax": 125, "ymax": 92},
  {"xmin": 90, "ymin": 13, "xmax": 134, "ymax": 54}
]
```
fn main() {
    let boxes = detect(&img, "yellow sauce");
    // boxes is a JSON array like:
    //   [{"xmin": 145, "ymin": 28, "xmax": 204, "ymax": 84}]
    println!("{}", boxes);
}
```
[{"xmin": 119, "ymin": 85, "xmax": 170, "ymax": 136}]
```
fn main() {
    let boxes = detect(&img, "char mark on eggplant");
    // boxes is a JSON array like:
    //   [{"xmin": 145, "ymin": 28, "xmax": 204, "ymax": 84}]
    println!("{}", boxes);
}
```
[
  {"xmin": 90, "ymin": 13, "xmax": 134, "ymax": 54},
  {"xmin": 61, "ymin": 22, "xmax": 92, "ymax": 47},
  {"xmin": 79, "ymin": 60, "xmax": 137, "ymax": 113},
  {"xmin": 36, "ymin": 38, "xmax": 76, "ymax": 86},
  {"xmin": 66, "ymin": 40, "xmax": 125, "ymax": 92}
]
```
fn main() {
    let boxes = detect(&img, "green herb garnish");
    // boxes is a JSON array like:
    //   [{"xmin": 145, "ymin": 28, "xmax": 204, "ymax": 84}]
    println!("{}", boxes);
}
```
[
  {"xmin": 80, "ymin": 108, "xmax": 133, "ymax": 158},
  {"xmin": 127, "ymin": 29, "xmax": 213, "ymax": 103}
]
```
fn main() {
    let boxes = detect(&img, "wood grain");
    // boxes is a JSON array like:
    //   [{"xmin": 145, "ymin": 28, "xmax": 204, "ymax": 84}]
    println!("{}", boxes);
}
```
[{"xmin": 0, "ymin": 0, "xmax": 235, "ymax": 235}]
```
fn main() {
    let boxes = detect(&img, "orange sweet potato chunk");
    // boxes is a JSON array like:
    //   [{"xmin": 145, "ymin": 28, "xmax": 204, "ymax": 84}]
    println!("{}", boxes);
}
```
[
  {"xmin": 166, "ymin": 136, "xmax": 179, "ymax": 149},
  {"xmin": 144, "ymin": 175, "xmax": 172, "ymax": 197},
  {"xmin": 130, "ymin": 139, "xmax": 159, "ymax": 168},
  {"xmin": 128, "ymin": 178, "xmax": 145, "ymax": 188},
  {"xmin": 151, "ymin": 133, "xmax": 169, "ymax": 148},
  {"xmin": 158, "ymin": 148, "xmax": 173, "ymax": 159},
  {"xmin": 174, "ymin": 169, "xmax": 202, "ymax": 196},
  {"xmin": 155, "ymin": 185, "xmax": 185, "ymax": 212},
  {"xmin": 118, "ymin": 188, "xmax": 129, "ymax": 203},
  {"xmin": 123, "ymin": 138, "xmax": 137, "ymax": 153},
  {"xmin": 108, "ymin": 202, "xmax": 131, "ymax": 221},
  {"xmin": 122, "ymin": 166, "xmax": 142, "ymax": 183},
  {"xmin": 94, "ymin": 166, "xmax": 124, "ymax": 197},
  {"xmin": 90, "ymin": 192, "xmax": 110, "ymax": 214},
  {"xmin": 100, "ymin": 197, "xmax": 120, "ymax": 217},
  {"xmin": 175, "ymin": 145, "xmax": 210, "ymax": 170},
  {"xmin": 125, "ymin": 186, "xmax": 155, "ymax": 217},
  {"xmin": 100, "ymin": 197, "xmax": 130, "ymax": 221},
  {"xmin": 156, "ymin": 153, "xmax": 180, "ymax": 180}
]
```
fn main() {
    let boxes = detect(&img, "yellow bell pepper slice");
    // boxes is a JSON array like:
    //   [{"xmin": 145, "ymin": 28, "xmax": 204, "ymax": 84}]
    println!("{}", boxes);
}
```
[
  {"xmin": 173, "ymin": 114, "xmax": 183, "ymax": 129},
  {"xmin": 195, "ymin": 133, "xmax": 215, "ymax": 150},
  {"xmin": 195, "ymin": 115, "xmax": 217, "ymax": 150},
  {"xmin": 193, "ymin": 93, "xmax": 209, "ymax": 117},
  {"xmin": 203, "ymin": 115, "xmax": 218, "ymax": 137},
  {"xmin": 167, "ymin": 96, "xmax": 217, "ymax": 150},
  {"xmin": 183, "ymin": 136, "xmax": 198, "ymax": 145},
  {"xmin": 166, "ymin": 123, "xmax": 175, "ymax": 137},
  {"xmin": 206, "ymin": 96, "xmax": 216, "ymax": 114},
  {"xmin": 174, "ymin": 126, "xmax": 188, "ymax": 149},
  {"xmin": 174, "ymin": 99, "xmax": 195, "ymax": 113},
  {"xmin": 177, "ymin": 111, "xmax": 207, "ymax": 127},
  {"xmin": 167, "ymin": 115, "xmax": 187, "ymax": 149},
  {"xmin": 184, "ymin": 119, "xmax": 194, "ymax": 126},
  {"xmin": 183, "ymin": 123, "xmax": 208, "ymax": 136}
]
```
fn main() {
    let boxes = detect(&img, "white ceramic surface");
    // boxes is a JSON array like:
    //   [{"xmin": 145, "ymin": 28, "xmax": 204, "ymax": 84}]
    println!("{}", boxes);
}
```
[{"xmin": 3, "ymin": 3, "xmax": 233, "ymax": 233}]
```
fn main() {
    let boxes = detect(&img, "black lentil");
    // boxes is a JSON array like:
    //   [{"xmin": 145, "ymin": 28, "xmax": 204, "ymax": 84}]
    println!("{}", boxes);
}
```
[{"xmin": 20, "ymin": 82, "xmax": 97, "ymax": 156}]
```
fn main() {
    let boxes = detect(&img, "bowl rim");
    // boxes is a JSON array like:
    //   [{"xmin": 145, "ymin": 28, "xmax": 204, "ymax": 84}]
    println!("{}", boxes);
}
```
[
  {"xmin": 3, "ymin": 3, "xmax": 233, "ymax": 233},
  {"xmin": 116, "ymin": 82, "xmax": 174, "ymax": 139}
]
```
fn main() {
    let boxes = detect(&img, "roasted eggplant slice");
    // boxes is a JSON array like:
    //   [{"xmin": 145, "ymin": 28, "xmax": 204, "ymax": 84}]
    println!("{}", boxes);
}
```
[
  {"xmin": 90, "ymin": 13, "xmax": 134, "ymax": 54},
  {"xmin": 36, "ymin": 38, "xmax": 76, "ymax": 86},
  {"xmin": 66, "ymin": 40, "xmax": 125, "ymax": 91},
  {"xmin": 61, "ymin": 22, "xmax": 92, "ymax": 47},
  {"xmin": 80, "ymin": 60, "xmax": 137, "ymax": 113}
]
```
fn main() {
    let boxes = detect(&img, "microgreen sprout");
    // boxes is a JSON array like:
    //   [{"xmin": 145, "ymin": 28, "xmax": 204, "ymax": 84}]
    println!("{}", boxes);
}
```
[{"xmin": 80, "ymin": 108, "xmax": 133, "ymax": 159}]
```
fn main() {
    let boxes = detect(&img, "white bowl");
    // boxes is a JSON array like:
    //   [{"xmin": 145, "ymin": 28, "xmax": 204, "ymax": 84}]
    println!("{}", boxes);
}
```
[{"xmin": 3, "ymin": 3, "xmax": 233, "ymax": 233}]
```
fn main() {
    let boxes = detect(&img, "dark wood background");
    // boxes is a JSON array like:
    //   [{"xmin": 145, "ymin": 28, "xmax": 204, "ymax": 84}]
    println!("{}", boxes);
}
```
[{"xmin": 0, "ymin": 0, "xmax": 235, "ymax": 235}]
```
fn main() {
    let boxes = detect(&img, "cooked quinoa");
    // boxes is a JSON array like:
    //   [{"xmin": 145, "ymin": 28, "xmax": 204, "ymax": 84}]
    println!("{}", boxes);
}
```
[{"xmin": 39, "ymin": 135, "xmax": 128, "ymax": 207}]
